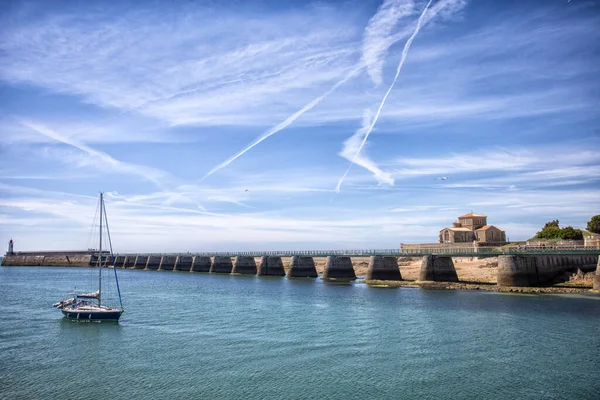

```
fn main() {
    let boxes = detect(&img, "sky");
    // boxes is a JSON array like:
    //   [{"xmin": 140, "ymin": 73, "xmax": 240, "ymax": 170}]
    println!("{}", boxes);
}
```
[{"xmin": 0, "ymin": 0, "xmax": 599, "ymax": 252}]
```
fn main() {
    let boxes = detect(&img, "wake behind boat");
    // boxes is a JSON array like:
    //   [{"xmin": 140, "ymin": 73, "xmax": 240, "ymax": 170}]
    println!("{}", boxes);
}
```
[{"xmin": 54, "ymin": 192, "xmax": 124, "ymax": 322}]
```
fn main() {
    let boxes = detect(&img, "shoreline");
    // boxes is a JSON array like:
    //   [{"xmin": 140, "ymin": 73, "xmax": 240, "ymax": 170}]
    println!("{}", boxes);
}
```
[{"xmin": 362, "ymin": 279, "xmax": 596, "ymax": 294}]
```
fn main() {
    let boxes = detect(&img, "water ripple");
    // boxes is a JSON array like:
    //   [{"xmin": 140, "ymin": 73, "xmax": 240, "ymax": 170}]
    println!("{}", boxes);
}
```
[{"xmin": 1, "ymin": 267, "xmax": 599, "ymax": 399}]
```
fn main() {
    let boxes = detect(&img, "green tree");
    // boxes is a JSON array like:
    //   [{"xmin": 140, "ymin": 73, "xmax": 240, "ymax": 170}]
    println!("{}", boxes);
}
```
[
  {"xmin": 534, "ymin": 220, "xmax": 584, "ymax": 240},
  {"xmin": 587, "ymin": 215, "xmax": 600, "ymax": 234},
  {"xmin": 559, "ymin": 226, "xmax": 583, "ymax": 240},
  {"xmin": 535, "ymin": 220, "xmax": 561, "ymax": 239},
  {"xmin": 535, "ymin": 226, "xmax": 561, "ymax": 239},
  {"xmin": 543, "ymin": 220, "xmax": 559, "ymax": 229}
]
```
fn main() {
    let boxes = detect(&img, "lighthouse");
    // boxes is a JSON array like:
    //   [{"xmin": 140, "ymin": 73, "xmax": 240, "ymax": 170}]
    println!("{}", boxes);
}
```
[{"xmin": 8, "ymin": 239, "xmax": 14, "ymax": 255}]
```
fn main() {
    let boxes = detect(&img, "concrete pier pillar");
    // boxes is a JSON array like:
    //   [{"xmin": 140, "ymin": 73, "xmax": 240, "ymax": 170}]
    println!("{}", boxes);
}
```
[
  {"xmin": 91, "ymin": 255, "xmax": 100, "ymax": 267},
  {"xmin": 419, "ymin": 256, "xmax": 458, "ymax": 282},
  {"xmin": 210, "ymin": 256, "xmax": 233, "ymax": 273},
  {"xmin": 136, "ymin": 256, "xmax": 148, "ymax": 269},
  {"xmin": 146, "ymin": 256, "xmax": 161, "ymax": 270},
  {"xmin": 124, "ymin": 256, "xmax": 135, "ymax": 269},
  {"xmin": 497, "ymin": 255, "xmax": 538, "ymax": 287},
  {"xmin": 232, "ymin": 256, "xmax": 257, "ymax": 275},
  {"xmin": 322, "ymin": 256, "xmax": 356, "ymax": 280},
  {"xmin": 159, "ymin": 256, "xmax": 176, "ymax": 271},
  {"xmin": 114, "ymin": 255, "xmax": 126, "ymax": 268},
  {"xmin": 132, "ymin": 256, "xmax": 146, "ymax": 270},
  {"xmin": 594, "ymin": 258, "xmax": 600, "ymax": 291},
  {"xmin": 257, "ymin": 256, "xmax": 285, "ymax": 276},
  {"xmin": 176, "ymin": 256, "xmax": 194, "ymax": 271},
  {"xmin": 365, "ymin": 256, "xmax": 402, "ymax": 281},
  {"xmin": 287, "ymin": 256, "xmax": 317, "ymax": 278},
  {"xmin": 89, "ymin": 254, "xmax": 98, "ymax": 267},
  {"xmin": 191, "ymin": 256, "xmax": 211, "ymax": 272}
]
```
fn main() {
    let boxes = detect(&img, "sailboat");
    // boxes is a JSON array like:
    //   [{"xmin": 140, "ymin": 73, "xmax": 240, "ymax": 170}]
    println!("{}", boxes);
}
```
[{"xmin": 54, "ymin": 192, "xmax": 124, "ymax": 322}]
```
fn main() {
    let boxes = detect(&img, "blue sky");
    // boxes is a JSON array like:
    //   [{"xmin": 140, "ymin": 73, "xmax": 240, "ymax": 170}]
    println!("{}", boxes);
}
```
[{"xmin": 1, "ymin": 0, "xmax": 598, "ymax": 252}]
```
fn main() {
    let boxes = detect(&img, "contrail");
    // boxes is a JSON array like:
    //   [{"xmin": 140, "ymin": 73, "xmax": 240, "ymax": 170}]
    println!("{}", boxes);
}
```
[
  {"xmin": 362, "ymin": 0, "xmax": 415, "ymax": 86},
  {"xmin": 17, "ymin": 118, "xmax": 168, "ymax": 186},
  {"xmin": 338, "ymin": 109, "xmax": 395, "ymax": 186},
  {"xmin": 336, "ymin": 0, "xmax": 433, "ymax": 193},
  {"xmin": 200, "ymin": 66, "xmax": 362, "ymax": 181}
]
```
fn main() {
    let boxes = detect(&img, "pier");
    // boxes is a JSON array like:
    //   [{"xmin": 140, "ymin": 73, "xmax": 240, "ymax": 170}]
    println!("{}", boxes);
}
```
[{"xmin": 2, "ymin": 247, "xmax": 599, "ymax": 290}]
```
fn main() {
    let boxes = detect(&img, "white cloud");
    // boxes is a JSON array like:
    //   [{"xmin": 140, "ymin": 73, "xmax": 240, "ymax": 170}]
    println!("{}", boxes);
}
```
[
  {"xmin": 0, "ymin": 5, "xmax": 360, "ymax": 127},
  {"xmin": 1, "ymin": 0, "xmax": 596, "ymax": 133},
  {"xmin": 338, "ymin": 0, "xmax": 441, "ymax": 190},
  {"xmin": 389, "ymin": 145, "xmax": 600, "ymax": 184},
  {"xmin": 362, "ymin": 0, "xmax": 415, "ymax": 86},
  {"xmin": 0, "ymin": 1, "xmax": 598, "ymax": 252},
  {"xmin": 16, "ymin": 119, "xmax": 170, "ymax": 186}
]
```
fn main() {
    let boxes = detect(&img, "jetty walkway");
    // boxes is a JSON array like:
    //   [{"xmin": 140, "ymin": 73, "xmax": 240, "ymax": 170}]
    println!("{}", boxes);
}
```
[{"xmin": 3, "ymin": 247, "xmax": 600, "ymax": 290}]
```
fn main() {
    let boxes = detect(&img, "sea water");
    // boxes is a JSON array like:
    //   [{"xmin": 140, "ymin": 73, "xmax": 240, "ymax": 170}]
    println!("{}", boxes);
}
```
[{"xmin": 1, "ymin": 266, "xmax": 599, "ymax": 399}]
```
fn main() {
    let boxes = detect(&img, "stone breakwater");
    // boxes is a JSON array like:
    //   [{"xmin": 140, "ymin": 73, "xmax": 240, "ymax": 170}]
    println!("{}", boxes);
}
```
[
  {"xmin": 2, "ymin": 252, "xmax": 599, "ymax": 292},
  {"xmin": 497, "ymin": 255, "xmax": 598, "ymax": 287},
  {"xmin": 2, "ymin": 252, "xmax": 93, "ymax": 267}
]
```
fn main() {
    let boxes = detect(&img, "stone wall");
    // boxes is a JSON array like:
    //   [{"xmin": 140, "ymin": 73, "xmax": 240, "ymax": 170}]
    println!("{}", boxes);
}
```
[
  {"xmin": 160, "ymin": 256, "xmax": 177, "ymax": 271},
  {"xmin": 257, "ymin": 256, "xmax": 285, "ymax": 276},
  {"xmin": 287, "ymin": 256, "xmax": 317, "ymax": 278},
  {"xmin": 114, "ymin": 256, "xmax": 126, "ymax": 268},
  {"xmin": 584, "ymin": 235, "xmax": 600, "ymax": 249},
  {"xmin": 402, "ymin": 243, "xmax": 476, "ymax": 251},
  {"xmin": 232, "ymin": 256, "xmax": 257, "ymax": 275},
  {"xmin": 322, "ymin": 256, "xmax": 356, "ymax": 280},
  {"xmin": 497, "ymin": 255, "xmax": 598, "ymax": 287},
  {"xmin": 123, "ymin": 256, "xmax": 135, "ymax": 269},
  {"xmin": 1, "ymin": 253, "xmax": 92, "ymax": 267},
  {"xmin": 365, "ymin": 256, "xmax": 402, "ymax": 281},
  {"xmin": 146, "ymin": 256, "xmax": 161, "ymax": 270},
  {"xmin": 192, "ymin": 256, "xmax": 211, "ymax": 272},
  {"xmin": 594, "ymin": 259, "xmax": 600, "ymax": 291},
  {"xmin": 211, "ymin": 256, "xmax": 233, "ymax": 273},
  {"xmin": 419, "ymin": 256, "xmax": 458, "ymax": 282},
  {"xmin": 134, "ymin": 256, "xmax": 148, "ymax": 270},
  {"xmin": 176, "ymin": 256, "xmax": 194, "ymax": 272}
]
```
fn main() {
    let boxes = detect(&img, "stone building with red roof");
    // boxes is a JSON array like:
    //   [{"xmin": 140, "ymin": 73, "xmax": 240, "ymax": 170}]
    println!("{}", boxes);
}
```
[{"xmin": 439, "ymin": 212, "xmax": 506, "ymax": 244}]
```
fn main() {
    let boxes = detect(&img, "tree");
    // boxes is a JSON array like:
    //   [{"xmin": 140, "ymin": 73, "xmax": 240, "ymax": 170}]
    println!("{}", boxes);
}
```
[
  {"xmin": 587, "ymin": 215, "xmax": 600, "ymax": 234},
  {"xmin": 535, "ymin": 226, "xmax": 561, "ymax": 239},
  {"xmin": 559, "ymin": 226, "xmax": 583, "ymax": 240},
  {"xmin": 534, "ymin": 220, "xmax": 584, "ymax": 240},
  {"xmin": 543, "ymin": 220, "xmax": 559, "ymax": 229},
  {"xmin": 535, "ymin": 220, "xmax": 561, "ymax": 239}
]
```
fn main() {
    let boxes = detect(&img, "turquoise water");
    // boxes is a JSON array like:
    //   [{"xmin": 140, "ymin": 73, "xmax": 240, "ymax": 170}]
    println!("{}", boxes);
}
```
[{"xmin": 1, "ymin": 267, "xmax": 599, "ymax": 399}]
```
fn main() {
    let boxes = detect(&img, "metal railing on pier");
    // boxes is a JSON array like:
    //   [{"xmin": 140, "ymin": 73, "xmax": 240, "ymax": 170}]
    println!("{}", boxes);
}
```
[{"xmin": 114, "ymin": 246, "xmax": 600, "ymax": 258}]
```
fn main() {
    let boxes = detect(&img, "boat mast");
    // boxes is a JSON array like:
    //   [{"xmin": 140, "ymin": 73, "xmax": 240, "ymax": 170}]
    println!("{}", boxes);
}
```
[
  {"xmin": 98, "ymin": 192, "xmax": 103, "ymax": 307},
  {"xmin": 103, "ymin": 199, "xmax": 124, "ymax": 311}
]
